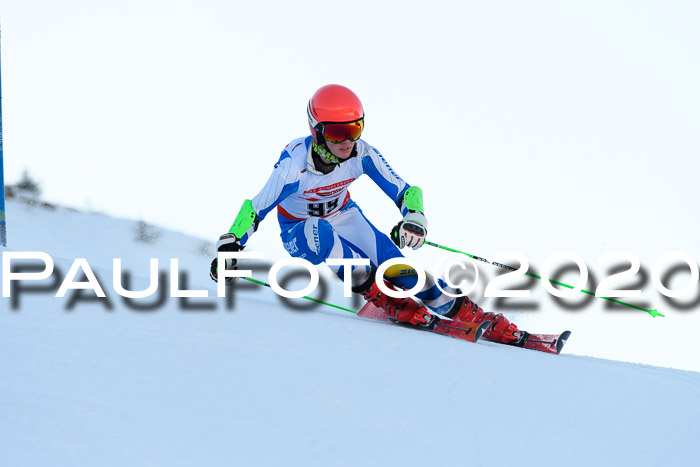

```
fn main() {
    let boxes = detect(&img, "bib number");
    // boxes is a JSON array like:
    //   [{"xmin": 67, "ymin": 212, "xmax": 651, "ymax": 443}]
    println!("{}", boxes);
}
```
[{"xmin": 308, "ymin": 198, "xmax": 339, "ymax": 217}]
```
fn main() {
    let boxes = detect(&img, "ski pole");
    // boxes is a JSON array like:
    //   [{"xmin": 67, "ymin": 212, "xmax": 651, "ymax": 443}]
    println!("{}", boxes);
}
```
[
  {"xmin": 425, "ymin": 240, "xmax": 663, "ymax": 318},
  {"xmin": 239, "ymin": 276, "xmax": 359, "ymax": 314}
]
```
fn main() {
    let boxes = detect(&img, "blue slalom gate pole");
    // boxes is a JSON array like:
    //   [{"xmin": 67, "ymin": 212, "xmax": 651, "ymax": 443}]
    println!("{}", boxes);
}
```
[{"xmin": 0, "ymin": 25, "xmax": 6, "ymax": 247}]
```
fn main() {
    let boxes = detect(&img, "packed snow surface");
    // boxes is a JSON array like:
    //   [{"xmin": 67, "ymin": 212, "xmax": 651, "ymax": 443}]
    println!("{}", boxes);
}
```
[{"xmin": 1, "ymin": 198, "xmax": 698, "ymax": 467}]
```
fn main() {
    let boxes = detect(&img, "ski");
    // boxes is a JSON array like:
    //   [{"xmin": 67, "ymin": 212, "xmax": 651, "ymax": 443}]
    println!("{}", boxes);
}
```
[
  {"xmin": 357, "ymin": 302, "xmax": 570, "ymax": 353},
  {"xmin": 506, "ymin": 330, "xmax": 571, "ymax": 355},
  {"xmin": 357, "ymin": 302, "xmax": 490, "ymax": 344},
  {"xmin": 447, "ymin": 314, "xmax": 571, "ymax": 354}
]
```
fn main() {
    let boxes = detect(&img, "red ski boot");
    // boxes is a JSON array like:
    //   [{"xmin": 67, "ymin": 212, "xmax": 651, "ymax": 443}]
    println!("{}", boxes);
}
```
[
  {"xmin": 352, "ymin": 268, "xmax": 434, "ymax": 327},
  {"xmin": 444, "ymin": 295, "xmax": 523, "ymax": 344}
]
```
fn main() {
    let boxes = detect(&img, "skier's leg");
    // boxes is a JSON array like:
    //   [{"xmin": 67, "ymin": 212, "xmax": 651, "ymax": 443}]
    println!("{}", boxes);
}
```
[
  {"xmin": 319, "ymin": 206, "xmax": 524, "ymax": 341},
  {"xmin": 279, "ymin": 212, "xmax": 431, "ymax": 325},
  {"xmin": 280, "ymin": 217, "xmax": 368, "ymax": 281},
  {"xmin": 279, "ymin": 216, "xmax": 431, "ymax": 325},
  {"xmin": 331, "ymin": 206, "xmax": 459, "ymax": 314}
]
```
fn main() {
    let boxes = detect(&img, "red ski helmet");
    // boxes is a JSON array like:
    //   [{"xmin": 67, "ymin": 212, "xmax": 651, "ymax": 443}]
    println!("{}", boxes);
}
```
[{"xmin": 307, "ymin": 84, "xmax": 364, "ymax": 144}]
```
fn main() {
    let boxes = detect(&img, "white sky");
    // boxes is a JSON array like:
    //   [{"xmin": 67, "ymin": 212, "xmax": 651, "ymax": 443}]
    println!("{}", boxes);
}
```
[{"xmin": 2, "ymin": 1, "xmax": 700, "ymax": 369}]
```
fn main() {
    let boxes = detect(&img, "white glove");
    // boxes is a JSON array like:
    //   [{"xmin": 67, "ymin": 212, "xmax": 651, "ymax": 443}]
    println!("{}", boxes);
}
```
[
  {"xmin": 210, "ymin": 233, "xmax": 244, "ymax": 284},
  {"xmin": 391, "ymin": 211, "xmax": 428, "ymax": 250}
]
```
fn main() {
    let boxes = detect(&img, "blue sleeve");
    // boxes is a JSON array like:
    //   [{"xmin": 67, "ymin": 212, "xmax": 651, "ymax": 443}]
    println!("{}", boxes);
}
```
[
  {"xmin": 251, "ymin": 153, "xmax": 300, "ymax": 221},
  {"xmin": 361, "ymin": 147, "xmax": 410, "ymax": 212}
]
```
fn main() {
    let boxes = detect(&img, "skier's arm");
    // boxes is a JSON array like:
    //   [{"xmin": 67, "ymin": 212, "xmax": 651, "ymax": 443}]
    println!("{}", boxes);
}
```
[
  {"xmin": 210, "ymin": 155, "xmax": 300, "ymax": 283},
  {"xmin": 361, "ymin": 147, "xmax": 410, "ymax": 210},
  {"xmin": 210, "ymin": 199, "xmax": 257, "ymax": 284},
  {"xmin": 222, "ymin": 199, "xmax": 259, "ymax": 247},
  {"xmin": 362, "ymin": 148, "xmax": 428, "ymax": 249},
  {"xmin": 398, "ymin": 185, "xmax": 424, "ymax": 216},
  {"xmin": 391, "ymin": 186, "xmax": 428, "ymax": 249},
  {"xmin": 225, "ymin": 155, "xmax": 300, "ymax": 247}
]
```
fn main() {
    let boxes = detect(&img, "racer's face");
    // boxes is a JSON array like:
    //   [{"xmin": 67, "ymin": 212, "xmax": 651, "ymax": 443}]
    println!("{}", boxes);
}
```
[{"xmin": 326, "ymin": 139, "xmax": 355, "ymax": 160}]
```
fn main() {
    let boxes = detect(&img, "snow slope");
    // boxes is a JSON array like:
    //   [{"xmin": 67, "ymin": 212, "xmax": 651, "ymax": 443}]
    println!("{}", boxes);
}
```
[{"xmin": 1, "ymin": 197, "xmax": 699, "ymax": 467}]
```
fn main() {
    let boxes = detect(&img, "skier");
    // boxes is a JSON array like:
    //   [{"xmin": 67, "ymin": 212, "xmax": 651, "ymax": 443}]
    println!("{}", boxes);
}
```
[{"xmin": 211, "ymin": 84, "xmax": 523, "ymax": 344}]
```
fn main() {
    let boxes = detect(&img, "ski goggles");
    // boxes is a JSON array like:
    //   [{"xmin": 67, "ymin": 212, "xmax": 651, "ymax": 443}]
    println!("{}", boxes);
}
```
[{"xmin": 321, "ymin": 119, "xmax": 364, "ymax": 144}]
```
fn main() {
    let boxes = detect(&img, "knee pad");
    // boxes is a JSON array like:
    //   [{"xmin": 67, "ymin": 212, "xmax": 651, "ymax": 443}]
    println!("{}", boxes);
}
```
[
  {"xmin": 282, "ymin": 218, "xmax": 335, "ymax": 265},
  {"xmin": 302, "ymin": 218, "xmax": 336, "ymax": 263},
  {"xmin": 277, "ymin": 217, "xmax": 339, "ymax": 265}
]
